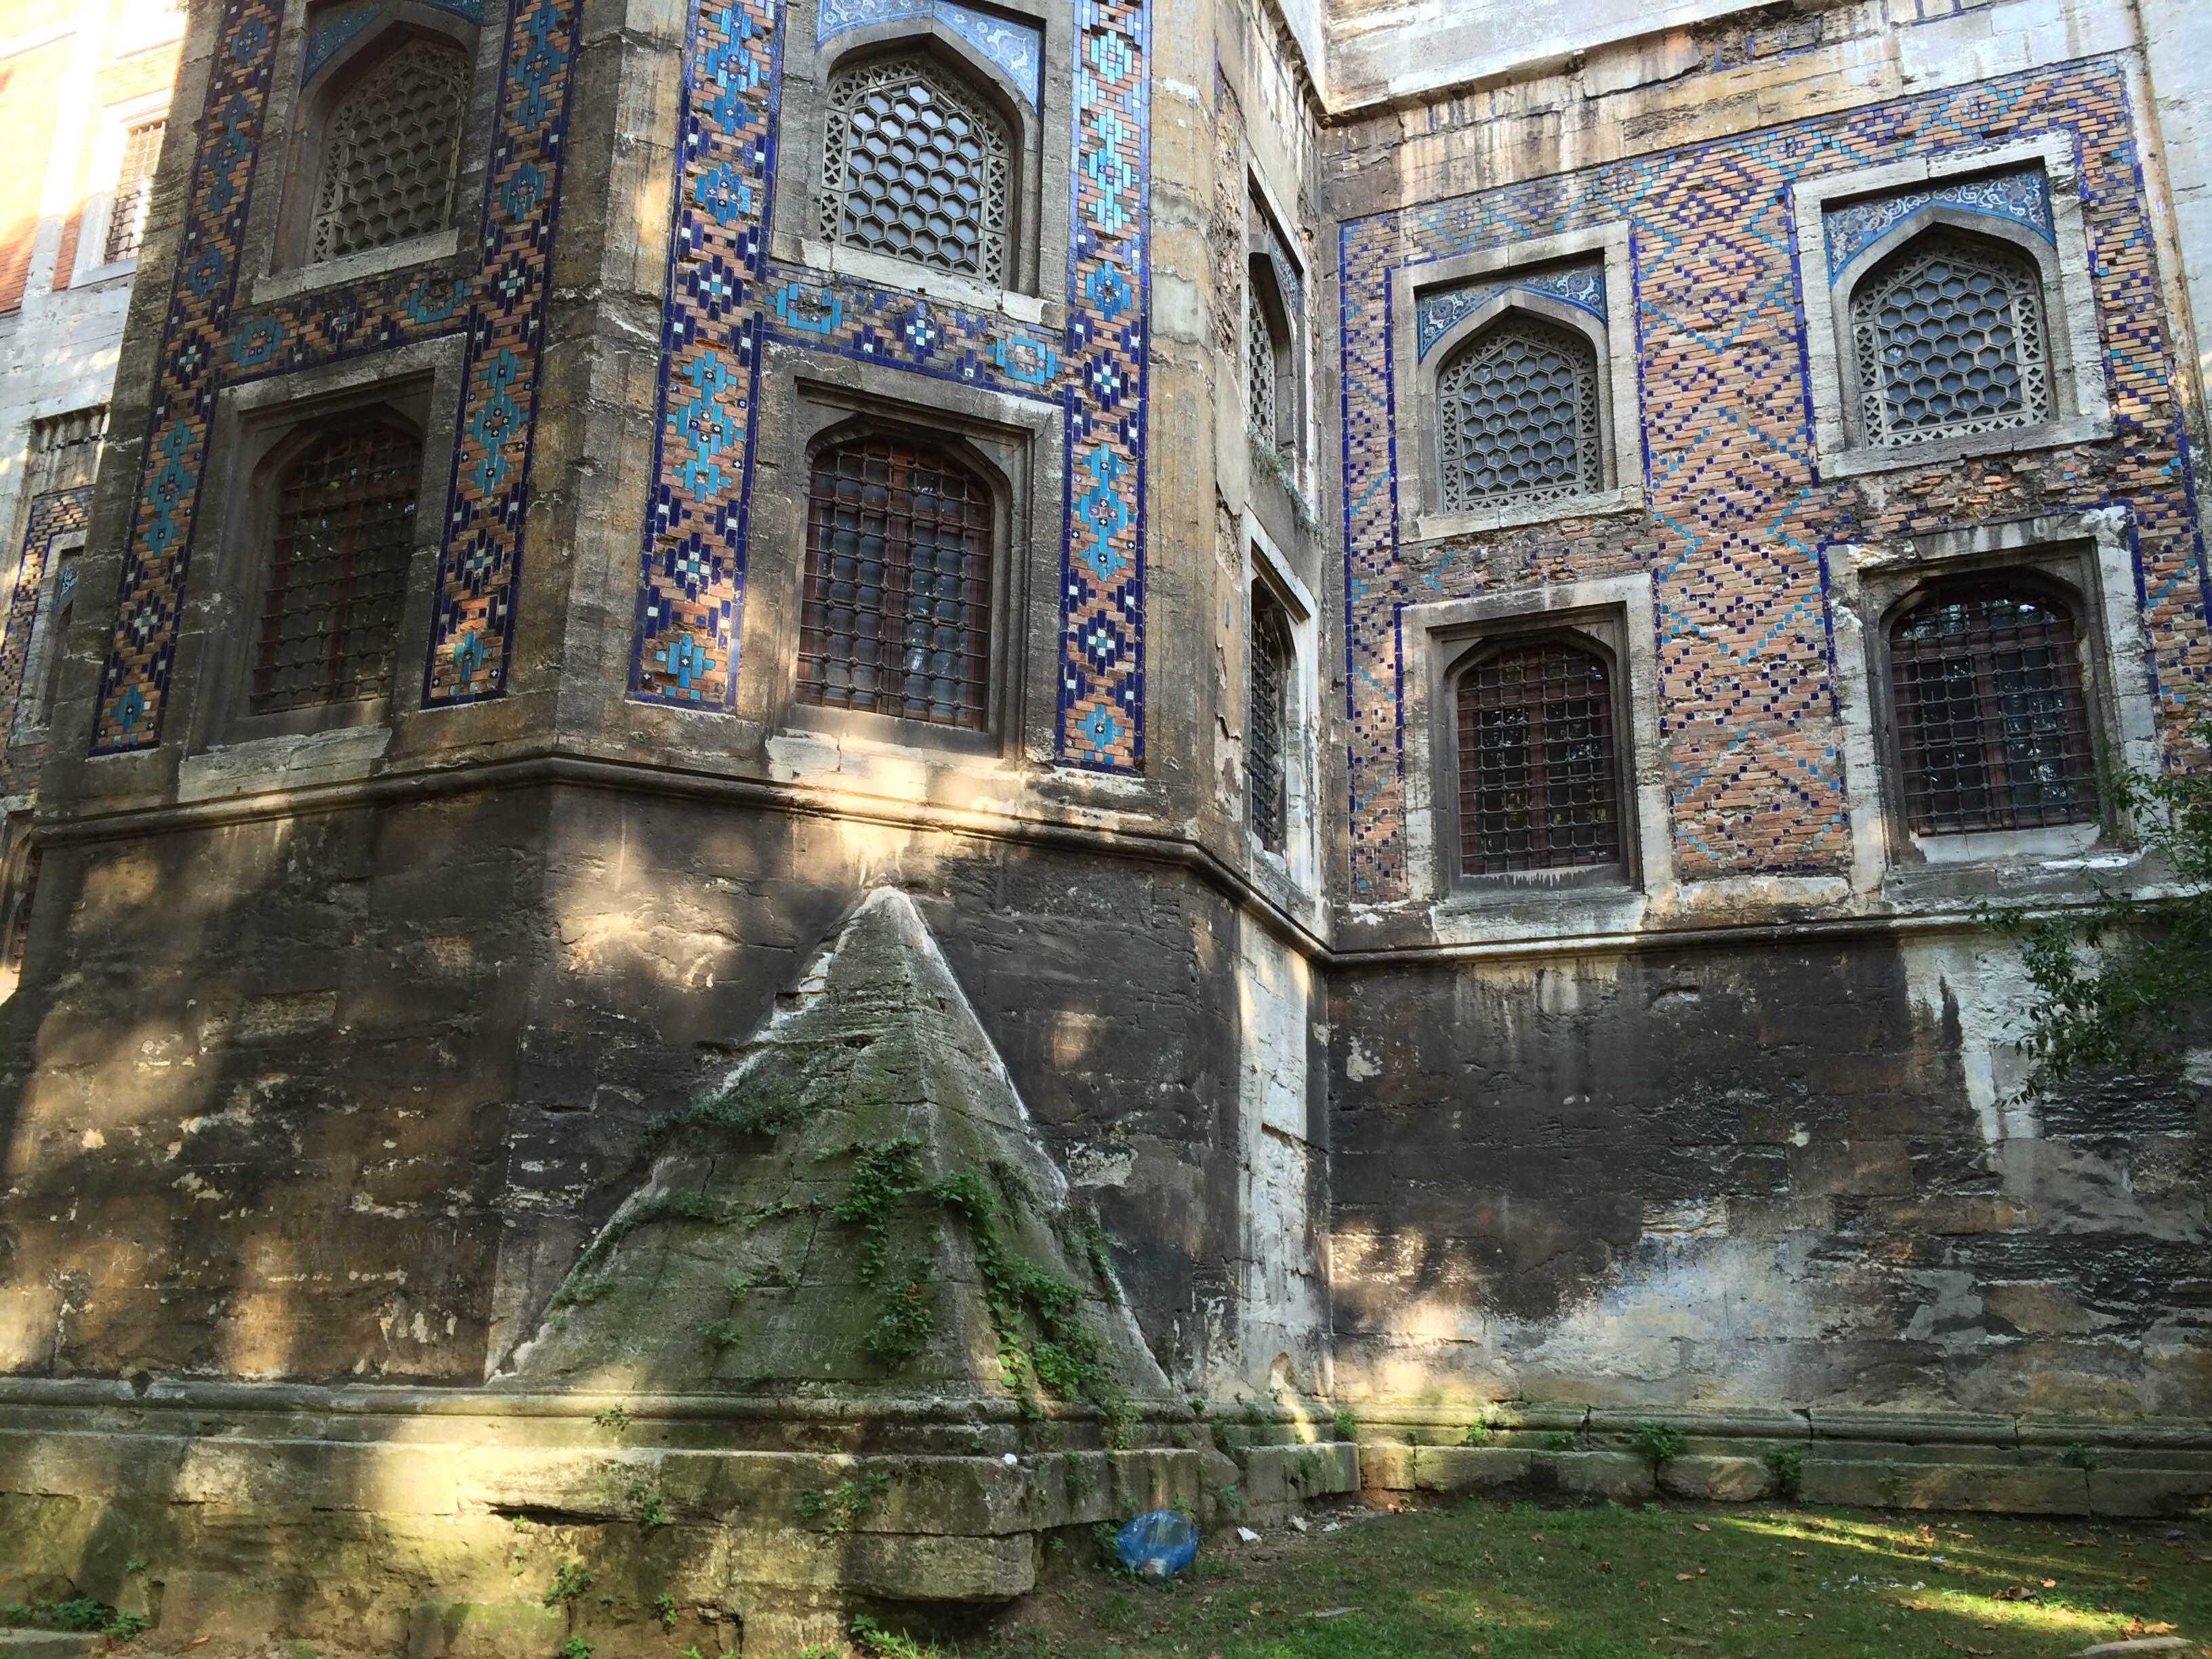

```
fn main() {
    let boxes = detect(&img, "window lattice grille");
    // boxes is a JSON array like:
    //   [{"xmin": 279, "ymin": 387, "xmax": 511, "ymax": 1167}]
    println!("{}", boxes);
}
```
[
  {"xmin": 103, "ymin": 119, "xmax": 165, "ymax": 264},
  {"xmin": 1435, "ymin": 314, "xmax": 1603, "ymax": 512},
  {"xmin": 1889, "ymin": 584, "xmax": 2096, "ymax": 836},
  {"xmin": 1851, "ymin": 230, "xmax": 2051, "ymax": 449},
  {"xmin": 253, "ymin": 426, "xmax": 420, "ymax": 713},
  {"xmin": 310, "ymin": 39, "xmax": 470, "ymax": 263},
  {"xmin": 1248, "ymin": 586, "xmax": 1292, "ymax": 852},
  {"xmin": 799, "ymin": 437, "xmax": 993, "ymax": 729},
  {"xmin": 1246, "ymin": 277, "xmax": 1279, "ymax": 448},
  {"xmin": 1456, "ymin": 640, "xmax": 1620, "ymax": 875},
  {"xmin": 820, "ymin": 54, "xmax": 1011, "ymax": 285}
]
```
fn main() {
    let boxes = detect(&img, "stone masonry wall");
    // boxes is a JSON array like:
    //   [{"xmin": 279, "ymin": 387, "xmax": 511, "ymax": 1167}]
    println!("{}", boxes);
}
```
[{"xmin": 1330, "ymin": 939, "xmax": 2212, "ymax": 1418}]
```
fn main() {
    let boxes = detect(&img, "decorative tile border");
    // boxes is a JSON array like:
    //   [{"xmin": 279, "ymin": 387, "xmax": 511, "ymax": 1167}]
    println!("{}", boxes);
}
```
[
  {"xmin": 630, "ymin": 0, "xmax": 1150, "ymax": 772},
  {"xmin": 0, "ymin": 488, "xmax": 91, "ymax": 792},
  {"xmin": 1414, "ymin": 260, "xmax": 1605, "ymax": 360},
  {"xmin": 302, "ymin": 0, "xmax": 484, "ymax": 82},
  {"xmin": 420, "ymin": 0, "xmax": 581, "ymax": 702},
  {"xmin": 1338, "ymin": 60, "xmax": 2209, "ymax": 897},
  {"xmin": 87, "ymin": 0, "xmax": 581, "ymax": 751},
  {"xmin": 1822, "ymin": 162, "xmax": 2051, "ymax": 278},
  {"xmin": 816, "ymin": 0, "xmax": 1041, "ymax": 109}
]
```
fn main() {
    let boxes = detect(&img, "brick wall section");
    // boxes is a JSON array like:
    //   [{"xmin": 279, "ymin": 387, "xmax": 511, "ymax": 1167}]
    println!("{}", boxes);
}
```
[{"xmin": 1331, "ymin": 58, "xmax": 2211, "ymax": 898}]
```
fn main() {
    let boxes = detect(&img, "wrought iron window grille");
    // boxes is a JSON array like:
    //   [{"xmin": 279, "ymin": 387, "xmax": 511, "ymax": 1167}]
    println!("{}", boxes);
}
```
[
  {"xmin": 798, "ymin": 436, "xmax": 994, "ymax": 730},
  {"xmin": 1455, "ymin": 639, "xmax": 1622, "ymax": 875}
]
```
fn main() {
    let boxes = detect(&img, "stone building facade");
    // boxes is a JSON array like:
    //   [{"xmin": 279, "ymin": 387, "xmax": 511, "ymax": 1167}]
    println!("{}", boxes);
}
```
[
  {"xmin": 1, "ymin": 0, "xmax": 2211, "ymax": 1645},
  {"xmin": 0, "ymin": 0, "xmax": 185, "ymax": 991}
]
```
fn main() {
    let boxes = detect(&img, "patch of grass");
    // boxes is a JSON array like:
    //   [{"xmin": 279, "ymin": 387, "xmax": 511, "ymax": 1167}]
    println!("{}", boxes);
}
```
[
  {"xmin": 850, "ymin": 1614, "xmax": 947, "ymax": 1657},
  {"xmin": 1538, "ymin": 1429, "xmax": 1576, "ymax": 1452},
  {"xmin": 541, "ymin": 1561, "xmax": 592, "ymax": 1607},
  {"xmin": 1630, "ymin": 1419, "xmax": 1686, "ymax": 1471},
  {"xmin": 2061, "ymin": 1440, "xmax": 2100, "ymax": 1472},
  {"xmin": 865, "ymin": 1252, "xmax": 939, "ymax": 1368},
  {"xmin": 796, "ymin": 1470, "xmax": 892, "ymax": 1534},
  {"xmin": 590, "ymin": 1406, "xmax": 630, "ymax": 1432},
  {"xmin": 628, "ymin": 1481, "xmax": 667, "ymax": 1530},
  {"xmin": 1330, "ymin": 1405, "xmax": 1357, "ymax": 1441},
  {"xmin": 989, "ymin": 1499, "xmax": 2212, "ymax": 1659},
  {"xmin": 3, "ymin": 1599, "xmax": 113, "ymax": 1632},
  {"xmin": 556, "ymin": 1638, "xmax": 592, "ymax": 1659},
  {"xmin": 1765, "ymin": 1443, "xmax": 1806, "ymax": 1496},
  {"xmin": 835, "ymin": 1138, "xmax": 928, "ymax": 1284},
  {"xmin": 106, "ymin": 1612, "xmax": 150, "ymax": 1642},
  {"xmin": 1461, "ymin": 1420, "xmax": 1490, "ymax": 1447}
]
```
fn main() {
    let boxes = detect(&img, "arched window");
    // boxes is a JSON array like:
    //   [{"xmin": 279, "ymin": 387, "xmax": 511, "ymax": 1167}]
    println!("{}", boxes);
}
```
[
  {"xmin": 819, "ymin": 53, "xmax": 1012, "ymax": 285},
  {"xmin": 798, "ymin": 436, "xmax": 993, "ymax": 729},
  {"xmin": 1455, "ymin": 638, "xmax": 1620, "ymax": 875},
  {"xmin": 1435, "ymin": 313, "xmax": 1603, "ymax": 513},
  {"xmin": 1888, "ymin": 583, "xmax": 2096, "ymax": 835},
  {"xmin": 309, "ymin": 35, "xmax": 471, "ymax": 263},
  {"xmin": 1849, "ymin": 229, "xmax": 2051, "ymax": 450},
  {"xmin": 253, "ymin": 424, "xmax": 421, "ymax": 712},
  {"xmin": 1248, "ymin": 583, "xmax": 1292, "ymax": 853}
]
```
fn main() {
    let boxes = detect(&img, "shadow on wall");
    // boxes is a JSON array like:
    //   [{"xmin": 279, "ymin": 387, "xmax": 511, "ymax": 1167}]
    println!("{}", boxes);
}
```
[
  {"xmin": 1326, "ymin": 943, "xmax": 2211, "ymax": 1421},
  {"xmin": 0, "ymin": 783, "xmax": 1271, "ymax": 1650}
]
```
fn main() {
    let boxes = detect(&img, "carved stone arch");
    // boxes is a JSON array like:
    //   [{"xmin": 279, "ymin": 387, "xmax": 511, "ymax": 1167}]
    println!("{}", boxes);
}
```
[
  {"xmin": 816, "ymin": 35, "xmax": 1027, "ymax": 291},
  {"xmin": 1831, "ymin": 207, "xmax": 2068, "ymax": 452},
  {"xmin": 1424, "ymin": 295, "xmax": 1611, "ymax": 516}
]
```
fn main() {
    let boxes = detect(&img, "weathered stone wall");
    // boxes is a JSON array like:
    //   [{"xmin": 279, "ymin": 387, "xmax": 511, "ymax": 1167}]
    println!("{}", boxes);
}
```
[
  {"xmin": 0, "ymin": 779, "xmax": 1316, "ymax": 1395},
  {"xmin": 1316, "ymin": 0, "xmax": 2212, "ymax": 1422},
  {"xmin": 1330, "ymin": 939, "xmax": 2211, "ymax": 1417}
]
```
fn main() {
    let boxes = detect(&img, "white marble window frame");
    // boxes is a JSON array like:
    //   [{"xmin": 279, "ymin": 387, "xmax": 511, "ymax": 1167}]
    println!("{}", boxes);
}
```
[
  {"xmin": 1792, "ymin": 134, "xmax": 2113, "ymax": 480},
  {"xmin": 1390, "ymin": 222, "xmax": 1641, "ymax": 546}
]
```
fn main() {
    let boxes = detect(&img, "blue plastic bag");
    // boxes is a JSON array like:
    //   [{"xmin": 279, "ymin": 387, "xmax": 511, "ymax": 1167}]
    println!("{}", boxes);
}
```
[{"xmin": 1116, "ymin": 1507, "xmax": 1200, "ymax": 1578}]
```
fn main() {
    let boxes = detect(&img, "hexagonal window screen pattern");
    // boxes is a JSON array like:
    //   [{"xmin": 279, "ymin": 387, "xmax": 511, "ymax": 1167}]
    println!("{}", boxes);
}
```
[
  {"xmin": 310, "ymin": 37, "xmax": 472, "ymax": 264},
  {"xmin": 820, "ymin": 53, "xmax": 1011, "ymax": 285},
  {"xmin": 1850, "ymin": 230, "xmax": 2052, "ymax": 449},
  {"xmin": 1435, "ymin": 314, "xmax": 1603, "ymax": 513}
]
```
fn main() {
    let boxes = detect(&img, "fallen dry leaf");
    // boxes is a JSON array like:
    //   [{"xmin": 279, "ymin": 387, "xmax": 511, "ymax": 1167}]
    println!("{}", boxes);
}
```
[
  {"xmin": 1694, "ymin": 1522, "xmax": 1712, "ymax": 1533},
  {"xmin": 1678, "ymin": 1572, "xmax": 1696, "ymax": 1582},
  {"xmin": 1599, "ymin": 1561, "xmax": 1614, "ymax": 1572}
]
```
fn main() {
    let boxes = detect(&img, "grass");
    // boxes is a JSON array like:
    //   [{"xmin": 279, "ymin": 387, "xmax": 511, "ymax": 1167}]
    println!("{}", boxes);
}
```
[{"xmin": 832, "ymin": 1497, "xmax": 2212, "ymax": 1658}]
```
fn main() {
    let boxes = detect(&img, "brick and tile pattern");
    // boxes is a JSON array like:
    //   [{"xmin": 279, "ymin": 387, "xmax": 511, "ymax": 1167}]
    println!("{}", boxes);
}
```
[
  {"xmin": 1338, "ymin": 59, "xmax": 2211, "ymax": 897},
  {"xmin": 0, "ymin": 487, "xmax": 91, "ymax": 792},
  {"xmin": 87, "ymin": 0, "xmax": 581, "ymax": 750},
  {"xmin": 630, "ymin": 0, "xmax": 1151, "ymax": 771}
]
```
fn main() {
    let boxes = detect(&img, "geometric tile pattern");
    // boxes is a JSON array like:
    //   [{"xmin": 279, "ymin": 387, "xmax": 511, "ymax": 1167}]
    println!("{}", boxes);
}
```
[
  {"xmin": 301, "ymin": 0, "xmax": 485, "ymax": 83},
  {"xmin": 631, "ymin": 0, "xmax": 1151, "ymax": 771},
  {"xmin": 86, "ymin": 0, "xmax": 581, "ymax": 750},
  {"xmin": 0, "ymin": 488, "xmax": 91, "ymax": 792},
  {"xmin": 1416, "ymin": 260, "xmax": 1604, "ymax": 359},
  {"xmin": 816, "ymin": 0, "xmax": 1040, "ymax": 110},
  {"xmin": 1822, "ymin": 162, "xmax": 2051, "ymax": 278},
  {"xmin": 1339, "ymin": 59, "xmax": 2210, "ymax": 895}
]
